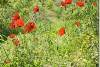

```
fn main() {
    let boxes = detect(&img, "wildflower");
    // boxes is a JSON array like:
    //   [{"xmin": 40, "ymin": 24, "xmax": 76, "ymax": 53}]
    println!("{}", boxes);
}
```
[
  {"xmin": 9, "ymin": 20, "xmax": 18, "ymax": 29},
  {"xmin": 91, "ymin": 2, "xmax": 97, "ymax": 6},
  {"xmin": 33, "ymin": 5, "xmax": 39, "ymax": 13},
  {"xmin": 75, "ymin": 22, "xmax": 80, "ymax": 27},
  {"xmin": 8, "ymin": 34, "xmax": 16, "ymax": 38},
  {"xmin": 58, "ymin": 27, "xmax": 65, "ymax": 36},
  {"xmin": 12, "ymin": 11, "xmax": 20, "ymax": 20},
  {"xmin": 16, "ymin": 19, "xmax": 24, "ymax": 27},
  {"xmin": 9, "ymin": 19, "xmax": 24, "ymax": 29},
  {"xmin": 61, "ymin": 0, "xmax": 72, "ymax": 7},
  {"xmin": 13, "ymin": 39, "xmax": 20, "ymax": 46},
  {"xmin": 60, "ymin": 1, "xmax": 66, "ymax": 7},
  {"xmin": 76, "ymin": 2, "xmax": 85, "ymax": 7},
  {"xmin": 24, "ymin": 22, "xmax": 37, "ymax": 33},
  {"xmin": 64, "ymin": 0, "xmax": 72, "ymax": 4}
]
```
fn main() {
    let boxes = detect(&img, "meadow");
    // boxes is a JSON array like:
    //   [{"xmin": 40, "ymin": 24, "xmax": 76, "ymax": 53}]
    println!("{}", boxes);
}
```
[{"xmin": 0, "ymin": 0, "xmax": 99, "ymax": 67}]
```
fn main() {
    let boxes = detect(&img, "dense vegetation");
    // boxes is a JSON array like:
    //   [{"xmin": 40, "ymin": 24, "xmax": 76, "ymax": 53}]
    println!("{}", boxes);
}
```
[{"xmin": 0, "ymin": 0, "xmax": 99, "ymax": 67}]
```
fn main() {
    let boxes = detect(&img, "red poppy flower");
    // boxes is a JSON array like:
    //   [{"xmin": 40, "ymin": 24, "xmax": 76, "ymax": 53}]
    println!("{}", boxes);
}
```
[
  {"xmin": 9, "ymin": 20, "xmax": 18, "ymax": 29},
  {"xmin": 13, "ymin": 39, "xmax": 20, "ymax": 46},
  {"xmin": 8, "ymin": 34, "xmax": 16, "ymax": 38},
  {"xmin": 9, "ymin": 19, "xmax": 24, "ymax": 29},
  {"xmin": 64, "ymin": 0, "xmax": 72, "ymax": 4},
  {"xmin": 76, "ymin": 2, "xmax": 85, "ymax": 7},
  {"xmin": 75, "ymin": 22, "xmax": 80, "ymax": 27},
  {"xmin": 12, "ymin": 11, "xmax": 20, "ymax": 20},
  {"xmin": 33, "ymin": 5, "xmax": 39, "ymax": 13},
  {"xmin": 4, "ymin": 59, "xmax": 11, "ymax": 64},
  {"xmin": 24, "ymin": 22, "xmax": 36, "ymax": 33},
  {"xmin": 16, "ymin": 19, "xmax": 24, "ymax": 27},
  {"xmin": 58, "ymin": 27, "xmax": 65, "ymax": 36},
  {"xmin": 92, "ymin": 2, "xmax": 97, "ymax": 6},
  {"xmin": 61, "ymin": 1, "xmax": 66, "ymax": 7}
]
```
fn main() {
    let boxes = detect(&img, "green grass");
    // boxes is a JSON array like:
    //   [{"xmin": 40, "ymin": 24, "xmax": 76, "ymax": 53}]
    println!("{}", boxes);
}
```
[{"xmin": 0, "ymin": 0, "xmax": 99, "ymax": 67}]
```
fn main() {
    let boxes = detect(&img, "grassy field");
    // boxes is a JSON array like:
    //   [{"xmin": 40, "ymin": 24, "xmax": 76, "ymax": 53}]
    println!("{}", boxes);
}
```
[{"xmin": 0, "ymin": 0, "xmax": 99, "ymax": 67}]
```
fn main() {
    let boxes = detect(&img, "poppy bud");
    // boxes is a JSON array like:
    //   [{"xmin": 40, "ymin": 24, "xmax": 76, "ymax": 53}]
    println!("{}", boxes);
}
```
[
  {"xmin": 58, "ymin": 27, "xmax": 65, "ymax": 36},
  {"xmin": 75, "ymin": 22, "xmax": 80, "ymax": 27},
  {"xmin": 76, "ymin": 2, "xmax": 85, "ymax": 7},
  {"xmin": 13, "ymin": 39, "xmax": 20, "ymax": 46},
  {"xmin": 33, "ymin": 5, "xmax": 39, "ymax": 13},
  {"xmin": 8, "ymin": 34, "xmax": 16, "ymax": 38}
]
